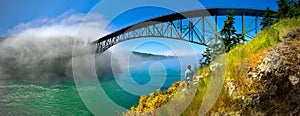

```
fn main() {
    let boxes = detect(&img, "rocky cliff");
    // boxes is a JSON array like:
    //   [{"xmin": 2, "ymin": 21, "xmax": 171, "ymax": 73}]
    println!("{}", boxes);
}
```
[
  {"xmin": 246, "ymin": 28, "xmax": 300, "ymax": 115},
  {"xmin": 209, "ymin": 28, "xmax": 300, "ymax": 115}
]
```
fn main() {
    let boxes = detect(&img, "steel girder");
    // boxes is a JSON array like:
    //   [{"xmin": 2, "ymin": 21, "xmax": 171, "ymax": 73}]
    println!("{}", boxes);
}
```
[{"xmin": 94, "ymin": 8, "xmax": 277, "ymax": 53}]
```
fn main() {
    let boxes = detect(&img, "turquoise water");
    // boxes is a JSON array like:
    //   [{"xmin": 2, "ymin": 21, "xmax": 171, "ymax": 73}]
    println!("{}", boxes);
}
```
[
  {"xmin": 0, "ymin": 81, "xmax": 92, "ymax": 115},
  {"xmin": 100, "ymin": 73, "xmax": 182, "ymax": 109},
  {"xmin": 0, "ymin": 71, "xmax": 182, "ymax": 115},
  {"xmin": 0, "ymin": 53, "xmax": 185, "ymax": 115}
]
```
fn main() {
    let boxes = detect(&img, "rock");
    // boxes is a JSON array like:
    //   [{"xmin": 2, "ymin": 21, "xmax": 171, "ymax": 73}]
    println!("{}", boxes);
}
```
[
  {"xmin": 226, "ymin": 81, "xmax": 235, "ymax": 96},
  {"xmin": 242, "ymin": 28, "xmax": 300, "ymax": 115},
  {"xmin": 284, "ymin": 28, "xmax": 300, "ymax": 40},
  {"xmin": 247, "ymin": 71, "xmax": 260, "ymax": 80},
  {"xmin": 289, "ymin": 76, "xmax": 299, "ymax": 85},
  {"xmin": 257, "ymin": 57, "xmax": 272, "ymax": 74}
]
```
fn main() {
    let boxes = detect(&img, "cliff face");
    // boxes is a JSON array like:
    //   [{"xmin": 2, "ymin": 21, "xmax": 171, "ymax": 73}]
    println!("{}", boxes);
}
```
[
  {"xmin": 209, "ymin": 28, "xmax": 300, "ymax": 115},
  {"xmin": 223, "ymin": 29, "xmax": 300, "ymax": 115},
  {"xmin": 246, "ymin": 28, "xmax": 300, "ymax": 115}
]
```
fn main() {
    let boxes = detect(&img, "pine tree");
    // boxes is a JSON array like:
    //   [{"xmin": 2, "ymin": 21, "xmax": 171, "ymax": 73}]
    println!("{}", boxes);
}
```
[
  {"xmin": 291, "ymin": 0, "xmax": 300, "ymax": 17},
  {"xmin": 221, "ymin": 10, "xmax": 235, "ymax": 52},
  {"xmin": 220, "ymin": 10, "xmax": 244, "ymax": 52},
  {"xmin": 199, "ymin": 10, "xmax": 245, "ymax": 67},
  {"xmin": 277, "ymin": 0, "xmax": 293, "ymax": 19},
  {"xmin": 260, "ymin": 7, "xmax": 274, "ymax": 29},
  {"xmin": 199, "ymin": 47, "xmax": 211, "ymax": 68}
]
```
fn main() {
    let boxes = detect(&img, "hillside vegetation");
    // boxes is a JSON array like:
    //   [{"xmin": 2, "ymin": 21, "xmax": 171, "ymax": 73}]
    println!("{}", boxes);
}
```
[
  {"xmin": 186, "ymin": 17, "xmax": 300, "ymax": 115},
  {"xmin": 124, "ymin": 17, "xmax": 300, "ymax": 115}
]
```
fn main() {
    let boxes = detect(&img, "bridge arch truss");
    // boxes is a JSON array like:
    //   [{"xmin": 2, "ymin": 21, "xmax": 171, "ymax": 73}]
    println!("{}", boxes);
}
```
[{"xmin": 94, "ymin": 8, "xmax": 276, "ymax": 53}]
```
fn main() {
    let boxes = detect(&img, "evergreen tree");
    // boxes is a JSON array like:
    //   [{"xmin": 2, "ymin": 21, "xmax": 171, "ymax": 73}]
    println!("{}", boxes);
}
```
[
  {"xmin": 200, "ymin": 10, "xmax": 246, "ymax": 67},
  {"xmin": 199, "ymin": 47, "xmax": 211, "ymax": 68},
  {"xmin": 291, "ymin": 0, "xmax": 300, "ymax": 17},
  {"xmin": 276, "ymin": 0, "xmax": 300, "ymax": 19},
  {"xmin": 260, "ymin": 7, "xmax": 275, "ymax": 29},
  {"xmin": 236, "ymin": 33, "xmax": 246, "ymax": 43},
  {"xmin": 220, "ymin": 10, "xmax": 245, "ymax": 52},
  {"xmin": 277, "ymin": 0, "xmax": 293, "ymax": 19}
]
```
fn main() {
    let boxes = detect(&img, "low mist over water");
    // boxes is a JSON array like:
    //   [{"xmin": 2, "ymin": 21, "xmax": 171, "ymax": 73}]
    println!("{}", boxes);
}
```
[{"xmin": 0, "ymin": 36, "xmax": 75, "ymax": 82}]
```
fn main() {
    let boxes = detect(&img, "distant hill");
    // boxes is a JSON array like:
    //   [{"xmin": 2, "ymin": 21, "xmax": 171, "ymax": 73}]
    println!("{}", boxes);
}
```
[{"xmin": 131, "ymin": 51, "xmax": 176, "ymax": 59}]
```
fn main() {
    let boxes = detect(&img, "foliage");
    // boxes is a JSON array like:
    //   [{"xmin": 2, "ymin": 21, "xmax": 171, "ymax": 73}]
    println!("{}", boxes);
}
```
[
  {"xmin": 277, "ymin": 0, "xmax": 300, "ymax": 19},
  {"xmin": 124, "ymin": 69, "xmax": 211, "ymax": 116},
  {"xmin": 260, "ymin": 0, "xmax": 300, "ymax": 29},
  {"xmin": 224, "ymin": 17, "xmax": 300, "ymax": 82},
  {"xmin": 128, "ymin": 82, "xmax": 181, "ymax": 112},
  {"xmin": 293, "ymin": 1, "xmax": 300, "ymax": 17},
  {"xmin": 260, "ymin": 7, "xmax": 276, "ymax": 29},
  {"xmin": 220, "ymin": 9, "xmax": 245, "ymax": 52},
  {"xmin": 277, "ymin": 0, "xmax": 293, "ymax": 19},
  {"xmin": 200, "ymin": 9, "xmax": 245, "ymax": 67},
  {"xmin": 199, "ymin": 47, "xmax": 211, "ymax": 68},
  {"xmin": 224, "ymin": 17, "xmax": 300, "ymax": 81},
  {"xmin": 226, "ymin": 28, "xmax": 279, "ymax": 81}
]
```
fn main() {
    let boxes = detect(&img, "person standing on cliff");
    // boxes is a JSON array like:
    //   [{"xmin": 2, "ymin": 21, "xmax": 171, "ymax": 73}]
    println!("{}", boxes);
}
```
[{"xmin": 185, "ymin": 65, "xmax": 194, "ymax": 88}]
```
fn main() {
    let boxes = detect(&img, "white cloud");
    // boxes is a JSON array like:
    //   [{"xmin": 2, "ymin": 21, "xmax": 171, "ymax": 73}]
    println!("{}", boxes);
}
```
[
  {"xmin": 8, "ymin": 11, "xmax": 110, "ymax": 42},
  {"xmin": 0, "ymin": 11, "xmax": 111, "ymax": 81}
]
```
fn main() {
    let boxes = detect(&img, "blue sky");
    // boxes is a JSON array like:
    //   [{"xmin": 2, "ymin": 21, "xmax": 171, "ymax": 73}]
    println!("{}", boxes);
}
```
[
  {"xmin": 0, "ymin": 0, "xmax": 99, "ymax": 36},
  {"xmin": 0, "ymin": 0, "xmax": 278, "ymax": 36}
]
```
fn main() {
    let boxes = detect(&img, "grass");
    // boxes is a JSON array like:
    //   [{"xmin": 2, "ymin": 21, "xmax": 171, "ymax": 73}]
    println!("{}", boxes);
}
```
[
  {"xmin": 222, "ymin": 17, "xmax": 300, "ymax": 82},
  {"xmin": 180, "ymin": 67, "xmax": 211, "ymax": 116},
  {"xmin": 226, "ymin": 27, "xmax": 280, "ymax": 81}
]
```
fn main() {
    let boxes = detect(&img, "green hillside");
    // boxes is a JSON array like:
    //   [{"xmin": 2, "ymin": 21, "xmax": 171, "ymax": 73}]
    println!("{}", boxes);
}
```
[
  {"xmin": 124, "ymin": 17, "xmax": 300, "ymax": 115},
  {"xmin": 183, "ymin": 17, "xmax": 300, "ymax": 115}
]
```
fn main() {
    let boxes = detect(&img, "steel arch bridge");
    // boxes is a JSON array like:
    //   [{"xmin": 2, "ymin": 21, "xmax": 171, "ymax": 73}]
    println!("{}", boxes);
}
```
[{"xmin": 93, "ymin": 8, "xmax": 276, "ymax": 53}]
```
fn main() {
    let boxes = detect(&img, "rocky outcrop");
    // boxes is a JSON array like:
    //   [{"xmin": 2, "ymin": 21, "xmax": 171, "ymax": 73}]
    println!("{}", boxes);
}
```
[{"xmin": 247, "ymin": 28, "xmax": 300, "ymax": 115}]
